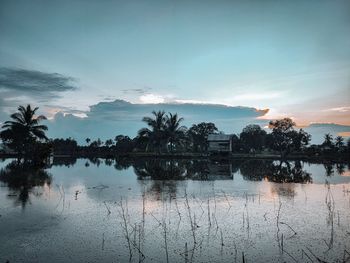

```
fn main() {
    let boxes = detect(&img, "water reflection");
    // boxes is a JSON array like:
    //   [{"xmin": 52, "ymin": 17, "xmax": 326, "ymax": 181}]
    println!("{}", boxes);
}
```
[
  {"xmin": 134, "ymin": 159, "xmax": 187, "ymax": 180},
  {"xmin": 0, "ymin": 161, "xmax": 52, "ymax": 207},
  {"xmin": 131, "ymin": 159, "xmax": 313, "ymax": 183},
  {"xmin": 0, "ymin": 158, "xmax": 348, "ymax": 207},
  {"xmin": 240, "ymin": 160, "xmax": 312, "ymax": 183},
  {"xmin": 47, "ymin": 156, "xmax": 350, "ymax": 183}
]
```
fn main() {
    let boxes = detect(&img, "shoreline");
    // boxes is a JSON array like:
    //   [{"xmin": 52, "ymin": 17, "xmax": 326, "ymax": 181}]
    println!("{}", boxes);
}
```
[{"xmin": 1, "ymin": 152, "xmax": 348, "ymax": 162}]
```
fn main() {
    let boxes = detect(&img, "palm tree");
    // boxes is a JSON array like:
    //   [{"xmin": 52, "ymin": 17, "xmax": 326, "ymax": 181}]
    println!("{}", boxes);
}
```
[
  {"xmin": 165, "ymin": 113, "xmax": 186, "ymax": 153},
  {"xmin": 0, "ymin": 105, "xmax": 48, "ymax": 157},
  {"xmin": 138, "ymin": 111, "xmax": 166, "ymax": 153},
  {"xmin": 323, "ymin": 133, "xmax": 333, "ymax": 147},
  {"xmin": 335, "ymin": 136, "xmax": 344, "ymax": 149}
]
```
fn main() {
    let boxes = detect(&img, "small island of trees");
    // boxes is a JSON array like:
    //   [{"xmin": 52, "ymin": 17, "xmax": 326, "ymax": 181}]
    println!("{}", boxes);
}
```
[{"xmin": 0, "ymin": 105, "xmax": 349, "ymax": 163}]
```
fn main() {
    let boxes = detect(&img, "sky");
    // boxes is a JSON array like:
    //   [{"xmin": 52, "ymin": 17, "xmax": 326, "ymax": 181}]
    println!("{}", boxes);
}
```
[{"xmin": 0, "ymin": 0, "xmax": 349, "ymax": 143}]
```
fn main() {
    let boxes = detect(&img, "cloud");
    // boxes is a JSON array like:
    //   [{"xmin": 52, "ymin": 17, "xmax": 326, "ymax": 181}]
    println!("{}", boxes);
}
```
[
  {"xmin": 0, "ymin": 67, "xmax": 79, "ymax": 121},
  {"xmin": 139, "ymin": 94, "xmax": 166, "ymax": 104},
  {"xmin": 0, "ymin": 67, "xmax": 77, "ymax": 101},
  {"xmin": 122, "ymin": 87, "xmax": 152, "ymax": 95},
  {"xmin": 38, "ymin": 99, "xmax": 350, "ymax": 145},
  {"xmin": 46, "ymin": 99, "xmax": 269, "ymax": 143},
  {"xmin": 323, "ymin": 106, "xmax": 350, "ymax": 113},
  {"xmin": 304, "ymin": 123, "xmax": 350, "ymax": 144}
]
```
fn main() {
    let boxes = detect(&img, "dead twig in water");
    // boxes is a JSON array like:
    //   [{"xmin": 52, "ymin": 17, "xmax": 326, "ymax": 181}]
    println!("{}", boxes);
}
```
[
  {"xmin": 207, "ymin": 197, "xmax": 211, "ymax": 227},
  {"xmin": 175, "ymin": 198, "xmax": 182, "ymax": 221},
  {"xmin": 118, "ymin": 199, "xmax": 133, "ymax": 260},
  {"xmin": 103, "ymin": 201, "xmax": 111, "ymax": 215},
  {"xmin": 163, "ymin": 220, "xmax": 169, "ymax": 263},
  {"xmin": 301, "ymin": 249, "xmax": 314, "ymax": 262},
  {"xmin": 306, "ymin": 247, "xmax": 328, "ymax": 263},
  {"xmin": 279, "ymin": 221, "xmax": 297, "ymax": 237},
  {"xmin": 184, "ymin": 190, "xmax": 196, "ymax": 244}
]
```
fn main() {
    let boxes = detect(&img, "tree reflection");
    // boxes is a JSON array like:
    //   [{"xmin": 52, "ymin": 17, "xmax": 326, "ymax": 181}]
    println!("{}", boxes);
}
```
[
  {"xmin": 134, "ymin": 159, "xmax": 187, "ymax": 180},
  {"xmin": 0, "ymin": 161, "xmax": 52, "ymax": 207},
  {"xmin": 336, "ymin": 163, "xmax": 346, "ymax": 175},
  {"xmin": 324, "ymin": 163, "xmax": 335, "ymax": 177},
  {"xmin": 114, "ymin": 156, "xmax": 134, "ymax": 170},
  {"xmin": 240, "ymin": 160, "xmax": 312, "ymax": 183},
  {"xmin": 52, "ymin": 157, "xmax": 77, "ymax": 167}
]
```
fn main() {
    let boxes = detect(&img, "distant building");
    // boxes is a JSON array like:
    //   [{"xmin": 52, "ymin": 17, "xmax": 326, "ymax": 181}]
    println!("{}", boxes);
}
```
[{"xmin": 207, "ymin": 134, "xmax": 233, "ymax": 153}]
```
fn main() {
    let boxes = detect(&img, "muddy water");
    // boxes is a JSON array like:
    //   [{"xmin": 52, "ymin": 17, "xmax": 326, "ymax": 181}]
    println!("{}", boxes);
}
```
[{"xmin": 0, "ymin": 158, "xmax": 349, "ymax": 262}]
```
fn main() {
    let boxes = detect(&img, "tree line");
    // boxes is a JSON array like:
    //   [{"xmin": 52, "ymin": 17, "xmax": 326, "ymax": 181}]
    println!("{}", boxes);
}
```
[{"xmin": 0, "ymin": 105, "xmax": 349, "ymax": 163}]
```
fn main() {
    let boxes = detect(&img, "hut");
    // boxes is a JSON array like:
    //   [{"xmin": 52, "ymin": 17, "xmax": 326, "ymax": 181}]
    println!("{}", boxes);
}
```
[{"xmin": 207, "ymin": 134, "xmax": 233, "ymax": 153}]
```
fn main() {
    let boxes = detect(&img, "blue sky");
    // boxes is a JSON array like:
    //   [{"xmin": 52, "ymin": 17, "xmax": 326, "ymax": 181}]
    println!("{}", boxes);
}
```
[{"xmin": 0, "ymin": 0, "xmax": 349, "ymax": 142}]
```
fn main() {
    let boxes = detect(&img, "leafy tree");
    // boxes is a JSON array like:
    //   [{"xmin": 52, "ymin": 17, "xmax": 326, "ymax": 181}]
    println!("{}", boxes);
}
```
[
  {"xmin": 187, "ymin": 122, "xmax": 218, "ymax": 152},
  {"xmin": 267, "ymin": 118, "xmax": 310, "ymax": 157},
  {"xmin": 105, "ymin": 139, "xmax": 113, "ymax": 147},
  {"xmin": 85, "ymin": 138, "xmax": 91, "ymax": 145},
  {"xmin": 52, "ymin": 138, "xmax": 78, "ymax": 155},
  {"xmin": 165, "ymin": 113, "xmax": 187, "ymax": 152},
  {"xmin": 115, "ymin": 135, "xmax": 134, "ymax": 153},
  {"xmin": 0, "ymin": 105, "xmax": 49, "ymax": 161},
  {"xmin": 290, "ymin": 129, "xmax": 311, "ymax": 151},
  {"xmin": 90, "ymin": 138, "xmax": 102, "ymax": 148},
  {"xmin": 239, "ymin": 124, "xmax": 267, "ymax": 152}
]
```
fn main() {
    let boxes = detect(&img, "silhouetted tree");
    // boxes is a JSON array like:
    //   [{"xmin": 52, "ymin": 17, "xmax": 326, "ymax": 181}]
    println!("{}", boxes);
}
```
[
  {"xmin": 105, "ymin": 139, "xmax": 113, "ymax": 147},
  {"xmin": 115, "ymin": 135, "xmax": 134, "ymax": 153},
  {"xmin": 0, "ymin": 105, "xmax": 49, "ymax": 161},
  {"xmin": 323, "ymin": 133, "xmax": 333, "ymax": 148},
  {"xmin": 85, "ymin": 138, "xmax": 91, "ymax": 145},
  {"xmin": 335, "ymin": 136, "xmax": 344, "ymax": 149},
  {"xmin": 138, "ymin": 111, "xmax": 166, "ymax": 153},
  {"xmin": 290, "ymin": 129, "xmax": 311, "ymax": 152},
  {"xmin": 187, "ymin": 122, "xmax": 218, "ymax": 152},
  {"xmin": 52, "ymin": 138, "xmax": 78, "ymax": 155},
  {"xmin": 267, "ymin": 118, "xmax": 310, "ymax": 157},
  {"xmin": 240, "ymin": 124, "xmax": 266, "ymax": 152},
  {"xmin": 165, "ymin": 113, "xmax": 187, "ymax": 152}
]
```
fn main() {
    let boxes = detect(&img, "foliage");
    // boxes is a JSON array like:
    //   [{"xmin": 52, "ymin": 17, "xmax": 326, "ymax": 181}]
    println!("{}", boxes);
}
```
[
  {"xmin": 267, "ymin": 118, "xmax": 311, "ymax": 157},
  {"xmin": 239, "ymin": 124, "xmax": 267, "ymax": 152},
  {"xmin": 187, "ymin": 122, "xmax": 218, "ymax": 152},
  {"xmin": 322, "ymin": 133, "xmax": 333, "ymax": 148},
  {"xmin": 115, "ymin": 135, "xmax": 134, "ymax": 153},
  {"xmin": 164, "ymin": 113, "xmax": 187, "ymax": 152},
  {"xmin": 138, "ymin": 110, "xmax": 166, "ymax": 153},
  {"xmin": 0, "ymin": 105, "xmax": 50, "ymax": 161}
]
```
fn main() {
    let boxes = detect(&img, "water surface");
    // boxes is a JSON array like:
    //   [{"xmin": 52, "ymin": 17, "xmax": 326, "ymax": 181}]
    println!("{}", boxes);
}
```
[{"xmin": 0, "ymin": 158, "xmax": 349, "ymax": 262}]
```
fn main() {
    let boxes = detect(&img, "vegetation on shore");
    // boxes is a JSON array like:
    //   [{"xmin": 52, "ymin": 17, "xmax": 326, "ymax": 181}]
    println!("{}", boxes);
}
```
[{"xmin": 0, "ymin": 105, "xmax": 349, "ymax": 162}]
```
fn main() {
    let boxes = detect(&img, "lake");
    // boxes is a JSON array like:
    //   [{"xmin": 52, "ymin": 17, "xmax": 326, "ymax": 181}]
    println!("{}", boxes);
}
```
[{"xmin": 0, "ymin": 158, "xmax": 349, "ymax": 262}]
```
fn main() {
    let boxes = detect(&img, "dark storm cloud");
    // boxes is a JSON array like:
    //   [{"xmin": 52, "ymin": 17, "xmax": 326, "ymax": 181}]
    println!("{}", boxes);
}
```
[{"xmin": 0, "ymin": 67, "xmax": 77, "ymax": 101}]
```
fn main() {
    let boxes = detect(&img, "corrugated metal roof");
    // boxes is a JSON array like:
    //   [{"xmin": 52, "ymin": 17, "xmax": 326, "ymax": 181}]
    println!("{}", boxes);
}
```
[{"xmin": 207, "ymin": 134, "xmax": 232, "ymax": 141}]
